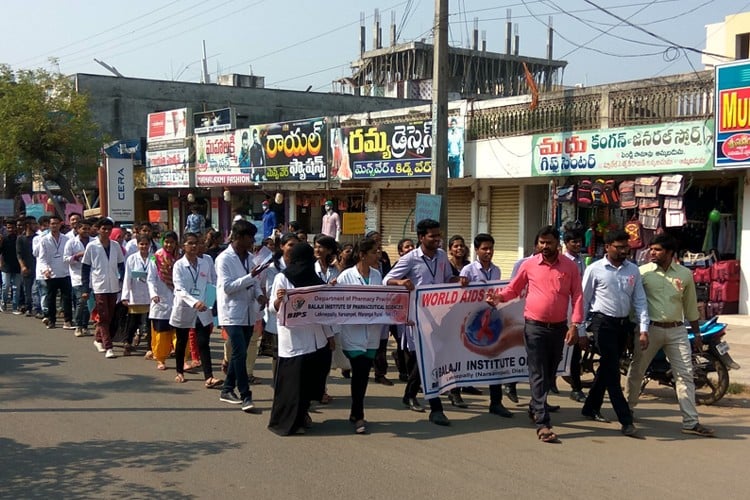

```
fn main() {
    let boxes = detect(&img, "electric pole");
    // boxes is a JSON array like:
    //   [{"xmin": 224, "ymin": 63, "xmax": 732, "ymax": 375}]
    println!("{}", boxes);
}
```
[{"xmin": 430, "ymin": 0, "xmax": 449, "ymax": 230}]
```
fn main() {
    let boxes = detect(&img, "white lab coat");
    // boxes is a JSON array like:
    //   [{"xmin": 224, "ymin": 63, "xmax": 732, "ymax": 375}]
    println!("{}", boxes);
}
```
[
  {"xmin": 215, "ymin": 244, "xmax": 263, "ymax": 326},
  {"xmin": 169, "ymin": 255, "xmax": 216, "ymax": 329}
]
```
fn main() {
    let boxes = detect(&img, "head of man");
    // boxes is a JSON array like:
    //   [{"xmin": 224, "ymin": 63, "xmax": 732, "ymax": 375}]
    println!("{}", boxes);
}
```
[
  {"xmin": 182, "ymin": 232, "xmax": 200, "ymax": 260},
  {"xmin": 534, "ymin": 225, "xmax": 560, "ymax": 260},
  {"xmin": 473, "ymin": 233, "xmax": 495, "ymax": 267},
  {"xmin": 416, "ymin": 219, "xmax": 441, "ymax": 255},
  {"xmin": 252, "ymin": 128, "xmax": 260, "ymax": 144},
  {"xmin": 324, "ymin": 200, "xmax": 333, "ymax": 212},
  {"xmin": 604, "ymin": 229, "xmax": 630, "ymax": 266},
  {"xmin": 5, "ymin": 220, "xmax": 16, "ymax": 235},
  {"xmin": 230, "ymin": 219, "xmax": 257, "ymax": 254},
  {"xmin": 68, "ymin": 212, "xmax": 82, "ymax": 228},
  {"xmin": 649, "ymin": 233, "xmax": 678, "ymax": 268},
  {"xmin": 96, "ymin": 217, "xmax": 114, "ymax": 244},
  {"xmin": 48, "ymin": 215, "xmax": 63, "ymax": 236},
  {"xmin": 262, "ymin": 200, "xmax": 270, "ymax": 212},
  {"xmin": 563, "ymin": 230, "xmax": 584, "ymax": 257},
  {"xmin": 76, "ymin": 219, "xmax": 93, "ymax": 240}
]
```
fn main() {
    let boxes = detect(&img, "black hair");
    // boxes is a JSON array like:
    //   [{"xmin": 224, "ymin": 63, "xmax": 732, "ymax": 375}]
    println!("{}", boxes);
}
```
[
  {"xmin": 604, "ymin": 229, "xmax": 629, "ymax": 245},
  {"xmin": 563, "ymin": 230, "xmax": 584, "ymax": 243},
  {"xmin": 534, "ymin": 225, "xmax": 559, "ymax": 244},
  {"xmin": 350, "ymin": 238, "xmax": 378, "ymax": 268},
  {"xmin": 182, "ymin": 232, "xmax": 200, "ymax": 243},
  {"xmin": 448, "ymin": 235, "xmax": 465, "ymax": 248},
  {"xmin": 273, "ymin": 232, "xmax": 300, "ymax": 269},
  {"xmin": 473, "ymin": 233, "xmax": 495, "ymax": 249},
  {"xmin": 416, "ymin": 218, "xmax": 440, "ymax": 238},
  {"xmin": 230, "ymin": 219, "xmax": 257, "ymax": 241},
  {"xmin": 96, "ymin": 217, "xmax": 114, "ymax": 228},
  {"xmin": 136, "ymin": 234, "xmax": 152, "ymax": 245},
  {"xmin": 315, "ymin": 236, "xmax": 338, "ymax": 265},
  {"xmin": 651, "ymin": 233, "xmax": 678, "ymax": 253},
  {"xmin": 397, "ymin": 238, "xmax": 414, "ymax": 254}
]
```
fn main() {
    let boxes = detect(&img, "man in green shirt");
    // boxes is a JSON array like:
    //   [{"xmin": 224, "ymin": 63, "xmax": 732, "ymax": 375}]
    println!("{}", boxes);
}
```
[{"xmin": 625, "ymin": 234, "xmax": 714, "ymax": 437}]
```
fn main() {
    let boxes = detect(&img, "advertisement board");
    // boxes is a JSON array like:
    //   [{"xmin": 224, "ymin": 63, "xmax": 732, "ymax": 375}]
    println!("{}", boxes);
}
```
[
  {"xmin": 195, "ymin": 132, "xmax": 240, "ymax": 186},
  {"xmin": 106, "ymin": 158, "xmax": 135, "ymax": 221},
  {"xmin": 531, "ymin": 120, "xmax": 714, "ymax": 176},
  {"xmin": 715, "ymin": 61, "xmax": 750, "ymax": 168},
  {"xmin": 146, "ymin": 148, "xmax": 190, "ymax": 188},
  {"xmin": 147, "ymin": 108, "xmax": 190, "ymax": 143},
  {"xmin": 194, "ymin": 107, "xmax": 235, "ymax": 135}
]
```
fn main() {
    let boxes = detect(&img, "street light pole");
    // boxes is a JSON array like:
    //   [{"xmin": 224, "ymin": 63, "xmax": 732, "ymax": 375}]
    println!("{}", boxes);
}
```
[{"xmin": 430, "ymin": 0, "xmax": 449, "ymax": 230}]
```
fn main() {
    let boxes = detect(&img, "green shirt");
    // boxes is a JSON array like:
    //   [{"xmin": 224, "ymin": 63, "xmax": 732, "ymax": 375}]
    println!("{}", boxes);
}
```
[{"xmin": 639, "ymin": 261, "xmax": 699, "ymax": 323}]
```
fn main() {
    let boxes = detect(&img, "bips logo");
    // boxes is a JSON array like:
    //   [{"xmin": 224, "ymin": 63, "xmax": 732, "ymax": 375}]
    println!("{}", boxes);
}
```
[{"xmin": 292, "ymin": 298, "xmax": 306, "ymax": 311}]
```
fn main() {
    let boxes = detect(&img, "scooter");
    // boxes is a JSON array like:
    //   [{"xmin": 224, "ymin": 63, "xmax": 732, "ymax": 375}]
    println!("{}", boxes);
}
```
[{"xmin": 640, "ymin": 316, "xmax": 740, "ymax": 405}]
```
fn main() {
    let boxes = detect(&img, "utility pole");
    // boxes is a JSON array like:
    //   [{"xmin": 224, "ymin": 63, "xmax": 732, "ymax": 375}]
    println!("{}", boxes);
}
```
[{"xmin": 430, "ymin": 0, "xmax": 449, "ymax": 230}]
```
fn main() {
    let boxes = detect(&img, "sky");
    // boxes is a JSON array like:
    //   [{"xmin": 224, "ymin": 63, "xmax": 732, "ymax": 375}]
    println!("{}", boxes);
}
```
[{"xmin": 2, "ymin": 0, "xmax": 747, "ymax": 92}]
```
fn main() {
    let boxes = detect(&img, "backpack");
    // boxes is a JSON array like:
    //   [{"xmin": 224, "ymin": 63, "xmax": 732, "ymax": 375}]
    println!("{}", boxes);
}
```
[
  {"xmin": 577, "ymin": 179, "xmax": 592, "ymax": 208},
  {"xmin": 591, "ymin": 179, "xmax": 608, "ymax": 206},
  {"xmin": 619, "ymin": 180, "xmax": 637, "ymax": 209},
  {"xmin": 658, "ymin": 174, "xmax": 684, "ymax": 196},
  {"xmin": 624, "ymin": 219, "xmax": 643, "ymax": 249},
  {"xmin": 639, "ymin": 208, "xmax": 662, "ymax": 230},
  {"xmin": 634, "ymin": 176, "xmax": 660, "ymax": 197},
  {"xmin": 604, "ymin": 179, "xmax": 619, "ymax": 207},
  {"xmin": 556, "ymin": 185, "xmax": 575, "ymax": 203}
]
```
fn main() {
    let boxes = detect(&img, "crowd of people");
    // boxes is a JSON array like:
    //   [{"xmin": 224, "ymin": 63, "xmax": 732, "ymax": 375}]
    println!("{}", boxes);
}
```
[{"xmin": 1, "ymin": 210, "xmax": 715, "ymax": 440}]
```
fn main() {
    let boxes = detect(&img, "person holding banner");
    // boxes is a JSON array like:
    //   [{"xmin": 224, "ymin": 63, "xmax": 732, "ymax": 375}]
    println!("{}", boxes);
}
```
[
  {"xmin": 459, "ymin": 233, "xmax": 513, "ymax": 418},
  {"xmin": 336, "ymin": 237, "xmax": 382, "ymax": 434},
  {"xmin": 384, "ymin": 219, "xmax": 468, "ymax": 427},
  {"xmin": 268, "ymin": 243, "xmax": 334, "ymax": 436},
  {"xmin": 487, "ymin": 226, "xmax": 585, "ymax": 443}
]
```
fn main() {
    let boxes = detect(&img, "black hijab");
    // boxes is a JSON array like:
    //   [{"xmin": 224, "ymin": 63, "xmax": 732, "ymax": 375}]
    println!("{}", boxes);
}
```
[{"xmin": 283, "ymin": 242, "xmax": 324, "ymax": 288}]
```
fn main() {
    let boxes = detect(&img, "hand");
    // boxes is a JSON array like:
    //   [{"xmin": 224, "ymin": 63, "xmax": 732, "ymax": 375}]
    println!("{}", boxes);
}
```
[
  {"xmin": 276, "ymin": 289, "xmax": 286, "ymax": 300},
  {"xmin": 121, "ymin": 299, "xmax": 129, "ymax": 306},
  {"xmin": 399, "ymin": 279, "xmax": 414, "ymax": 291},
  {"xmin": 329, "ymin": 278, "xmax": 337, "ymax": 286},
  {"xmin": 458, "ymin": 276, "xmax": 469, "ymax": 287},
  {"xmin": 44, "ymin": 269, "xmax": 52, "ymax": 279},
  {"xmin": 564, "ymin": 326, "xmax": 578, "ymax": 346},
  {"xmin": 81, "ymin": 292, "xmax": 90, "ymax": 300},
  {"xmin": 194, "ymin": 301, "xmax": 207, "ymax": 312},
  {"xmin": 578, "ymin": 335, "xmax": 589, "ymax": 350},
  {"xmin": 327, "ymin": 337, "xmax": 336, "ymax": 351},
  {"xmin": 693, "ymin": 334, "xmax": 703, "ymax": 352},
  {"xmin": 152, "ymin": 296, "xmax": 160, "ymax": 303},
  {"xmin": 257, "ymin": 295, "xmax": 268, "ymax": 307},
  {"xmin": 485, "ymin": 290, "xmax": 504, "ymax": 307},
  {"xmin": 639, "ymin": 332, "xmax": 649, "ymax": 351}
]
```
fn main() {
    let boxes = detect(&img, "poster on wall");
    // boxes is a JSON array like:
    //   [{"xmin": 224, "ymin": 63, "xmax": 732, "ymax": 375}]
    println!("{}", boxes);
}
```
[
  {"xmin": 332, "ymin": 121, "xmax": 433, "ymax": 180},
  {"xmin": 447, "ymin": 115, "xmax": 465, "ymax": 178},
  {"xmin": 531, "ymin": 120, "xmax": 714, "ymax": 176},
  {"xmin": 146, "ymin": 148, "xmax": 190, "ymax": 188},
  {"xmin": 715, "ymin": 61, "xmax": 750, "ymax": 169}
]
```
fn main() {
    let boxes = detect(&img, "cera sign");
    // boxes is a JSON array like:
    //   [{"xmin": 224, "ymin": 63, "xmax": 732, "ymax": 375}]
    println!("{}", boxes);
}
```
[
  {"xmin": 106, "ymin": 158, "xmax": 135, "ymax": 221},
  {"xmin": 715, "ymin": 60, "xmax": 750, "ymax": 168}
]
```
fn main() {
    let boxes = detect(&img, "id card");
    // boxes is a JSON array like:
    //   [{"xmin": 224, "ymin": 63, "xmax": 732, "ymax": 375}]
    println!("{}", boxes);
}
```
[{"xmin": 190, "ymin": 288, "xmax": 201, "ymax": 297}]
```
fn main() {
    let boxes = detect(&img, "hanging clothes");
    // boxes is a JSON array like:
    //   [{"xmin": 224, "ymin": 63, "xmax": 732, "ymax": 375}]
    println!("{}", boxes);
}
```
[{"xmin": 717, "ymin": 216, "xmax": 736, "ymax": 256}]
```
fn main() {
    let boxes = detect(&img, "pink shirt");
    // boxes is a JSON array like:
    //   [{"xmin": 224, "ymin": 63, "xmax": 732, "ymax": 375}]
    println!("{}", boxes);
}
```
[{"xmin": 499, "ymin": 253, "xmax": 584, "ymax": 324}]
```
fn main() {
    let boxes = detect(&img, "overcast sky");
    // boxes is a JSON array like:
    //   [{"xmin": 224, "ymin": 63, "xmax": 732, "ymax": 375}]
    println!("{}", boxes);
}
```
[{"xmin": 3, "ymin": 0, "xmax": 746, "ymax": 91}]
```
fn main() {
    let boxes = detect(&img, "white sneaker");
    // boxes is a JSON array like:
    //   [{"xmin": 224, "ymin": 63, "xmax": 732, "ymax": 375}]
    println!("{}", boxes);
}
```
[
  {"xmin": 94, "ymin": 340, "xmax": 105, "ymax": 353},
  {"xmin": 74, "ymin": 327, "xmax": 84, "ymax": 337},
  {"xmin": 105, "ymin": 349, "xmax": 116, "ymax": 359}
]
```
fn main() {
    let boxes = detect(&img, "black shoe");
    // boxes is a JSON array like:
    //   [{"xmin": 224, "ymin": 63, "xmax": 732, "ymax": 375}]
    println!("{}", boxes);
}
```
[
  {"xmin": 489, "ymin": 403, "xmax": 513, "ymax": 418},
  {"xmin": 582, "ymin": 410, "xmax": 611, "ymax": 423},
  {"xmin": 399, "ymin": 373, "xmax": 409, "ymax": 382},
  {"xmin": 375, "ymin": 376, "xmax": 394, "ymax": 386},
  {"xmin": 448, "ymin": 392, "xmax": 469, "ymax": 408},
  {"xmin": 545, "ymin": 404, "xmax": 560, "ymax": 413},
  {"xmin": 241, "ymin": 397, "xmax": 258, "ymax": 413},
  {"xmin": 403, "ymin": 397, "xmax": 425, "ymax": 413},
  {"xmin": 429, "ymin": 411, "xmax": 450, "ymax": 426},
  {"xmin": 550, "ymin": 381, "xmax": 560, "ymax": 394},
  {"xmin": 462, "ymin": 386, "xmax": 483, "ymax": 395},
  {"xmin": 503, "ymin": 385, "xmax": 519, "ymax": 403},
  {"xmin": 570, "ymin": 390, "xmax": 587, "ymax": 403},
  {"xmin": 341, "ymin": 369, "xmax": 351, "ymax": 379},
  {"xmin": 621, "ymin": 424, "xmax": 638, "ymax": 437},
  {"xmin": 220, "ymin": 391, "xmax": 242, "ymax": 404}
]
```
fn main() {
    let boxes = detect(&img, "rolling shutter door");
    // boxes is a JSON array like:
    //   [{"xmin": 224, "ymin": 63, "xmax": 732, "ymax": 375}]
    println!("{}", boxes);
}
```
[
  {"xmin": 489, "ymin": 186, "xmax": 520, "ymax": 277},
  {"xmin": 379, "ymin": 188, "xmax": 426, "ymax": 257},
  {"xmin": 446, "ymin": 187, "xmax": 472, "ymax": 241}
]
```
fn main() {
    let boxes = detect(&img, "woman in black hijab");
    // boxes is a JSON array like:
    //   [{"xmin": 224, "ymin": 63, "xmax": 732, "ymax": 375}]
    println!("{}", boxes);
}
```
[{"xmin": 268, "ymin": 243, "xmax": 334, "ymax": 435}]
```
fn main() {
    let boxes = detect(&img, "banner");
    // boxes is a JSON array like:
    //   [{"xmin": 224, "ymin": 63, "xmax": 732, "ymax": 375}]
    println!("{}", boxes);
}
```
[
  {"xmin": 715, "ymin": 61, "xmax": 750, "ymax": 168},
  {"xmin": 146, "ymin": 148, "xmax": 190, "ymax": 188},
  {"xmin": 106, "ymin": 158, "xmax": 135, "ymax": 222},
  {"xmin": 194, "ymin": 107, "xmax": 235, "ymax": 135},
  {"xmin": 257, "ymin": 117, "xmax": 328, "ymax": 182},
  {"xmin": 531, "ymin": 120, "xmax": 714, "ymax": 176},
  {"xmin": 147, "ymin": 108, "xmax": 190, "ymax": 143},
  {"xmin": 280, "ymin": 285, "xmax": 410, "ymax": 327},
  {"xmin": 333, "ymin": 121, "xmax": 433, "ymax": 180},
  {"xmin": 413, "ymin": 282, "xmax": 571, "ymax": 399},
  {"xmin": 195, "ymin": 132, "xmax": 241, "ymax": 186}
]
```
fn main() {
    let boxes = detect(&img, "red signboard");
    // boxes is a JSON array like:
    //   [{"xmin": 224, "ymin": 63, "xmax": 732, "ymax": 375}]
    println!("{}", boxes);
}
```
[{"xmin": 718, "ymin": 87, "xmax": 750, "ymax": 133}]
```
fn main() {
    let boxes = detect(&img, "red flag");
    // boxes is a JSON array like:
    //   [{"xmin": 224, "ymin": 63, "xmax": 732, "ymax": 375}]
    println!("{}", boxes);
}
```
[{"xmin": 522, "ymin": 62, "xmax": 539, "ymax": 110}]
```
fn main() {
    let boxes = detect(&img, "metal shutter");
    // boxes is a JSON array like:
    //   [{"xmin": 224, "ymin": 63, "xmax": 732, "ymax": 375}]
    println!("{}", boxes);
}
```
[
  {"xmin": 489, "ymin": 186, "xmax": 521, "ymax": 277},
  {"xmin": 446, "ymin": 187, "xmax": 473, "ymax": 242},
  {"xmin": 379, "ymin": 188, "xmax": 426, "ymax": 257}
]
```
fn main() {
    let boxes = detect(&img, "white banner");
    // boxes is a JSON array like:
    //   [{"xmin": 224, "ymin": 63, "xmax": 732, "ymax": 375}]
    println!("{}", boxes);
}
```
[
  {"xmin": 146, "ymin": 148, "xmax": 190, "ymax": 188},
  {"xmin": 280, "ymin": 285, "xmax": 410, "ymax": 327},
  {"xmin": 106, "ymin": 158, "xmax": 135, "ymax": 222},
  {"xmin": 413, "ymin": 282, "xmax": 572, "ymax": 399}
]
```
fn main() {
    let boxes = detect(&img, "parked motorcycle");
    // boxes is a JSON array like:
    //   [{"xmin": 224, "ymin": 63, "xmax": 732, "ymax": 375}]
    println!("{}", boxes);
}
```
[{"xmin": 566, "ymin": 317, "xmax": 740, "ymax": 405}]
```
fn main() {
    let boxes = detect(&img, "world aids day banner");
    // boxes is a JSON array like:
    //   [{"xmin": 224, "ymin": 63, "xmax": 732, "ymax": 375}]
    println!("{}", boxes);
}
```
[
  {"xmin": 280, "ymin": 285, "xmax": 410, "ymax": 327},
  {"xmin": 413, "ymin": 282, "xmax": 572, "ymax": 399}
]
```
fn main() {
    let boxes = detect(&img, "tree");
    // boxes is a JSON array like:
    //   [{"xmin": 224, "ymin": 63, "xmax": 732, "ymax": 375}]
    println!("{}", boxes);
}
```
[{"xmin": 0, "ymin": 64, "xmax": 101, "ymax": 204}]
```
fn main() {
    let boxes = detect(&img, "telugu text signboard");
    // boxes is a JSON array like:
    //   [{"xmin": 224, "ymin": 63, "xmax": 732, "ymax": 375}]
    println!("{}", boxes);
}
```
[
  {"xmin": 715, "ymin": 61, "xmax": 750, "ymax": 168},
  {"xmin": 146, "ymin": 148, "xmax": 190, "ymax": 188}
]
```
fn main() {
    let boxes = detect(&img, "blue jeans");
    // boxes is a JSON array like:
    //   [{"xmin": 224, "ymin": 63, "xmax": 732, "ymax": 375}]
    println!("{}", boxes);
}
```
[
  {"xmin": 34, "ymin": 279, "xmax": 48, "ymax": 314},
  {"xmin": 72, "ymin": 285, "xmax": 90, "ymax": 329},
  {"xmin": 1, "ymin": 272, "xmax": 21, "ymax": 311},
  {"xmin": 222, "ymin": 325, "xmax": 252, "ymax": 399}
]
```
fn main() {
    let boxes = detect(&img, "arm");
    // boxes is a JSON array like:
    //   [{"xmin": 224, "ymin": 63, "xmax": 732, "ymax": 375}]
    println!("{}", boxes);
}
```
[
  {"xmin": 580, "ymin": 266, "xmax": 595, "ymax": 334},
  {"xmin": 172, "ymin": 262, "xmax": 200, "ymax": 309},
  {"xmin": 632, "ymin": 272, "xmax": 650, "ymax": 350},
  {"xmin": 16, "ymin": 237, "xmax": 29, "ymax": 276},
  {"xmin": 384, "ymin": 254, "xmax": 413, "ymax": 289},
  {"xmin": 121, "ymin": 257, "xmax": 133, "ymax": 304},
  {"xmin": 146, "ymin": 260, "xmax": 161, "ymax": 303},
  {"xmin": 334, "ymin": 213, "xmax": 341, "ymax": 241}
]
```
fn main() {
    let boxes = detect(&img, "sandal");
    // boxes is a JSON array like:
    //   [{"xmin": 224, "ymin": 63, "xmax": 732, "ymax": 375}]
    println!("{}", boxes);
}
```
[
  {"xmin": 123, "ymin": 345, "xmax": 133, "ymax": 356},
  {"xmin": 205, "ymin": 377, "xmax": 223, "ymax": 389},
  {"xmin": 249, "ymin": 376, "xmax": 262, "ymax": 385},
  {"xmin": 144, "ymin": 351, "xmax": 154, "ymax": 360},
  {"xmin": 156, "ymin": 362, "xmax": 166, "ymax": 371},
  {"xmin": 175, "ymin": 373, "xmax": 185, "ymax": 383},
  {"xmin": 537, "ymin": 427, "xmax": 559, "ymax": 443},
  {"xmin": 320, "ymin": 393, "xmax": 332, "ymax": 405},
  {"xmin": 354, "ymin": 419, "xmax": 368, "ymax": 434}
]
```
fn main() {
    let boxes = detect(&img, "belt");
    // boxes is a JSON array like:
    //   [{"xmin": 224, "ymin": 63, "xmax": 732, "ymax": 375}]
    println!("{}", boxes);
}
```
[
  {"xmin": 593, "ymin": 312, "xmax": 630, "ymax": 326},
  {"xmin": 525, "ymin": 319, "xmax": 568, "ymax": 329},
  {"xmin": 650, "ymin": 320, "xmax": 683, "ymax": 328}
]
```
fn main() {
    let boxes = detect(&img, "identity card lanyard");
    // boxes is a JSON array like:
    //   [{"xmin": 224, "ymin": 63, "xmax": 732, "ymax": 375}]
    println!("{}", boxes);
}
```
[
  {"xmin": 421, "ymin": 255, "xmax": 437, "ymax": 284},
  {"xmin": 187, "ymin": 262, "xmax": 201, "ymax": 297}
]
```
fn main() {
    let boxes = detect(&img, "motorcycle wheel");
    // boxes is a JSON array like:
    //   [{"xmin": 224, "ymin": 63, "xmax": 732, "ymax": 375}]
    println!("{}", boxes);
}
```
[
  {"xmin": 562, "ymin": 344, "xmax": 599, "ymax": 389},
  {"xmin": 693, "ymin": 353, "xmax": 729, "ymax": 405}
]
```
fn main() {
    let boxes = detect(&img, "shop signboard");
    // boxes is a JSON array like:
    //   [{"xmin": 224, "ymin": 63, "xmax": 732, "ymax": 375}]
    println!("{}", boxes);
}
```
[
  {"xmin": 194, "ymin": 132, "xmax": 240, "ymax": 186},
  {"xmin": 258, "ymin": 117, "xmax": 327, "ymax": 182},
  {"xmin": 715, "ymin": 61, "xmax": 750, "ymax": 169},
  {"xmin": 194, "ymin": 107, "xmax": 235, "ymax": 135},
  {"xmin": 531, "ymin": 120, "xmax": 714, "ymax": 177},
  {"xmin": 146, "ymin": 148, "xmax": 190, "ymax": 188},
  {"xmin": 147, "ymin": 108, "xmax": 190, "ymax": 144},
  {"xmin": 332, "ymin": 121, "xmax": 433, "ymax": 180},
  {"xmin": 106, "ymin": 158, "xmax": 135, "ymax": 222}
]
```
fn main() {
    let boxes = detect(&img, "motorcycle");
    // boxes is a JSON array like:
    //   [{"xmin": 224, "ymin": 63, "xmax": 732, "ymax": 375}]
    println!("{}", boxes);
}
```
[{"xmin": 567, "ymin": 316, "xmax": 740, "ymax": 405}]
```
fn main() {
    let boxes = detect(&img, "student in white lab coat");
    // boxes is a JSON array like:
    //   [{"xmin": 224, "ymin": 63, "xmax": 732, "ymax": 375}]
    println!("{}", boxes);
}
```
[{"xmin": 146, "ymin": 231, "xmax": 179, "ymax": 370}]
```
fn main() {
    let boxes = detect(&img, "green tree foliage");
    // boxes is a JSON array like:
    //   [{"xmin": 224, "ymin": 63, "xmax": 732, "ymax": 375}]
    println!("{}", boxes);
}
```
[{"xmin": 0, "ymin": 64, "xmax": 101, "ymax": 200}]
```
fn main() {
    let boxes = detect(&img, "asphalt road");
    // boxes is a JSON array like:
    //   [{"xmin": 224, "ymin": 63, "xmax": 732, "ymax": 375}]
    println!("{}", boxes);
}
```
[{"xmin": 2, "ymin": 314, "xmax": 750, "ymax": 500}]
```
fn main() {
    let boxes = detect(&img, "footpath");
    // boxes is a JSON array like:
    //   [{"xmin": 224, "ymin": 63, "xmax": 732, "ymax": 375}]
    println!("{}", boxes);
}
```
[{"xmin": 718, "ymin": 315, "xmax": 750, "ymax": 386}]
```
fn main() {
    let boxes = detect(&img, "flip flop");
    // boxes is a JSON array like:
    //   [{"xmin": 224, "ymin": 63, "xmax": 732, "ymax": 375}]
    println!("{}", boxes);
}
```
[
  {"xmin": 175, "ymin": 373, "xmax": 185, "ymax": 383},
  {"xmin": 205, "ymin": 378, "xmax": 223, "ymax": 389},
  {"xmin": 156, "ymin": 363, "xmax": 166, "ymax": 371},
  {"xmin": 537, "ymin": 427, "xmax": 560, "ymax": 443},
  {"xmin": 354, "ymin": 419, "xmax": 368, "ymax": 434},
  {"xmin": 320, "ymin": 393, "xmax": 332, "ymax": 405}
]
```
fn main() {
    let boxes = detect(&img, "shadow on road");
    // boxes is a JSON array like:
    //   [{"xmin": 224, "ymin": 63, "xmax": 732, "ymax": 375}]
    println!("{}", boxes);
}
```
[{"xmin": 0, "ymin": 437, "xmax": 239, "ymax": 499}]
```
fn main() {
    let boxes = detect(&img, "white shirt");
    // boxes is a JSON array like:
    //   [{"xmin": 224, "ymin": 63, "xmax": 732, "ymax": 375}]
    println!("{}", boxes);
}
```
[
  {"xmin": 37, "ymin": 231, "xmax": 70, "ymax": 279},
  {"xmin": 215, "ymin": 244, "xmax": 262, "ymax": 326},
  {"xmin": 170, "ymin": 255, "xmax": 216, "ymax": 329},
  {"xmin": 81, "ymin": 238, "xmax": 124, "ymax": 294},
  {"xmin": 121, "ymin": 252, "xmax": 152, "ymax": 305},
  {"xmin": 336, "ymin": 266, "xmax": 383, "ymax": 352},
  {"xmin": 314, "ymin": 261, "xmax": 339, "ymax": 284},
  {"xmin": 271, "ymin": 273, "xmax": 332, "ymax": 358},
  {"xmin": 63, "ymin": 236, "xmax": 88, "ymax": 286}
]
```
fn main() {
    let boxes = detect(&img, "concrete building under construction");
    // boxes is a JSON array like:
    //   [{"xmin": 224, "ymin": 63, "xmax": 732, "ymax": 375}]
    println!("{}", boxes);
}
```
[{"xmin": 337, "ymin": 9, "xmax": 567, "ymax": 100}]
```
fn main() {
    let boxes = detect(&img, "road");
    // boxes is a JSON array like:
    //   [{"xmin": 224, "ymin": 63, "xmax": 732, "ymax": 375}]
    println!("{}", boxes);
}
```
[{"xmin": 2, "ymin": 314, "xmax": 750, "ymax": 500}]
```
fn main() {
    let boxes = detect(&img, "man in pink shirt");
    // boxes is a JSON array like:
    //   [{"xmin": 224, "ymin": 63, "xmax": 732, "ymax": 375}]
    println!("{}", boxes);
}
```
[{"xmin": 487, "ymin": 225, "xmax": 585, "ymax": 443}]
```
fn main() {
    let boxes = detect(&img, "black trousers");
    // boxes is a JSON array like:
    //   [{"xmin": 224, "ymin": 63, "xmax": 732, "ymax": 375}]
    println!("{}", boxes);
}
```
[
  {"xmin": 403, "ymin": 349, "xmax": 443, "ymax": 412},
  {"xmin": 45, "ymin": 277, "xmax": 72, "ymax": 325},
  {"xmin": 373, "ymin": 338, "xmax": 388, "ymax": 378},
  {"xmin": 524, "ymin": 322, "xmax": 566, "ymax": 429},
  {"xmin": 174, "ymin": 321, "xmax": 214, "ymax": 379},
  {"xmin": 567, "ymin": 343, "xmax": 583, "ymax": 392},
  {"xmin": 582, "ymin": 314, "xmax": 633, "ymax": 426},
  {"xmin": 347, "ymin": 354, "xmax": 373, "ymax": 421}
]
